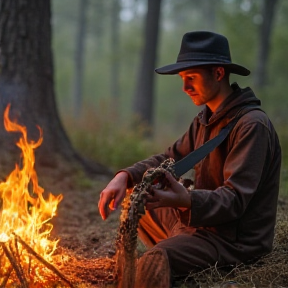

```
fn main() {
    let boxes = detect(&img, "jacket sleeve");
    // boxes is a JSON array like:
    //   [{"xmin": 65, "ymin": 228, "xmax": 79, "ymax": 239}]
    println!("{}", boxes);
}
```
[
  {"xmin": 189, "ymin": 116, "xmax": 274, "ymax": 227},
  {"xmin": 120, "ymin": 120, "xmax": 196, "ymax": 187}
]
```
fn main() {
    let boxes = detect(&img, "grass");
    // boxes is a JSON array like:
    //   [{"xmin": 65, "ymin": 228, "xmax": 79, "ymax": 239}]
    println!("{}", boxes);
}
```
[
  {"xmin": 58, "ymin": 105, "xmax": 288, "ymax": 287},
  {"xmin": 62, "ymin": 105, "xmax": 164, "ymax": 173},
  {"xmin": 276, "ymin": 124, "xmax": 288, "ymax": 198},
  {"xmin": 62, "ymin": 104, "xmax": 288, "ymax": 199}
]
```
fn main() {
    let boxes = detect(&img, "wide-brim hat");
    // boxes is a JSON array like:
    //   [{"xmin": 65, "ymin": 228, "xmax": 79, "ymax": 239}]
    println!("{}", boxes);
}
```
[{"xmin": 155, "ymin": 31, "xmax": 250, "ymax": 76}]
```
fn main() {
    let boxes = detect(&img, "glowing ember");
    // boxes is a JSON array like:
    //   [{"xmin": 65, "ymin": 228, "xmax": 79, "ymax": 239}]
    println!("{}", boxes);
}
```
[{"xmin": 0, "ymin": 104, "xmax": 63, "ymax": 285}]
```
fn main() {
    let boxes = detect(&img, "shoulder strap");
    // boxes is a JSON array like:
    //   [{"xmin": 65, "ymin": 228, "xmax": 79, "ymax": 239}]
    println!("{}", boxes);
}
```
[
  {"xmin": 220, "ymin": 105, "xmax": 263, "ymax": 140},
  {"xmin": 172, "ymin": 106, "xmax": 261, "ymax": 177}
]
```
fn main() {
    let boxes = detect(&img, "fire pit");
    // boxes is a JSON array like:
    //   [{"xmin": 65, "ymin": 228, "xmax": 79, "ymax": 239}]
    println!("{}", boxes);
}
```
[
  {"xmin": 0, "ymin": 104, "xmax": 75, "ymax": 286},
  {"xmin": 0, "ymin": 104, "xmax": 120, "ymax": 287}
]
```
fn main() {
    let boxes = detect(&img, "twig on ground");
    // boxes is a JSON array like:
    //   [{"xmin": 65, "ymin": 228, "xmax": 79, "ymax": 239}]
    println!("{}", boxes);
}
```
[
  {"xmin": 1, "ymin": 242, "xmax": 29, "ymax": 288},
  {"xmin": 0, "ymin": 266, "xmax": 13, "ymax": 288},
  {"xmin": 13, "ymin": 232, "xmax": 75, "ymax": 288}
]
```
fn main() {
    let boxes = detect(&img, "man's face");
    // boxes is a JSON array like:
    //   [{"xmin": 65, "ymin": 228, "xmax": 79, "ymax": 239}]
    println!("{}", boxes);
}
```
[{"xmin": 179, "ymin": 67, "xmax": 221, "ymax": 108}]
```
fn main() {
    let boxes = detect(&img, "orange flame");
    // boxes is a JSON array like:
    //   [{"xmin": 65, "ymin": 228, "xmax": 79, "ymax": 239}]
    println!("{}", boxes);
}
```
[{"xmin": 0, "ymin": 104, "xmax": 62, "ymax": 276}]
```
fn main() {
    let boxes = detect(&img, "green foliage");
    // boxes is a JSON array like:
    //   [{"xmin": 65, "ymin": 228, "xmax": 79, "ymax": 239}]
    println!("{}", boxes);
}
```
[
  {"xmin": 62, "ymin": 104, "xmax": 162, "ymax": 173},
  {"xmin": 52, "ymin": 0, "xmax": 288, "ymax": 196},
  {"xmin": 277, "ymin": 125, "xmax": 288, "ymax": 197},
  {"xmin": 52, "ymin": 0, "xmax": 288, "ymax": 125},
  {"xmin": 73, "ymin": 169, "xmax": 95, "ymax": 189}
]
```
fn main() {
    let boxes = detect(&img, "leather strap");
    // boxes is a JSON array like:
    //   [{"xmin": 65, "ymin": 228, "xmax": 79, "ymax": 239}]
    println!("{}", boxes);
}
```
[{"xmin": 172, "ymin": 106, "xmax": 262, "ymax": 177}]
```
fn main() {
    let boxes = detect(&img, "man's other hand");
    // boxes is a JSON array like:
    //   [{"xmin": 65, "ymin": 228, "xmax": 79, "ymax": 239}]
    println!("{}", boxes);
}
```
[
  {"xmin": 98, "ymin": 172, "xmax": 129, "ymax": 220},
  {"xmin": 145, "ymin": 172, "xmax": 191, "ymax": 210}
]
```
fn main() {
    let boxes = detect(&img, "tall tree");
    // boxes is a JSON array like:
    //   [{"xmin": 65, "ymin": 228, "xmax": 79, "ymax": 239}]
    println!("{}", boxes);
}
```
[
  {"xmin": 72, "ymin": 0, "xmax": 88, "ymax": 118},
  {"xmin": 93, "ymin": 0, "xmax": 105, "ymax": 55},
  {"xmin": 254, "ymin": 0, "xmax": 279, "ymax": 88},
  {"xmin": 0, "ymin": 0, "xmax": 111, "ymax": 177},
  {"xmin": 132, "ymin": 0, "xmax": 162, "ymax": 131},
  {"xmin": 110, "ymin": 0, "xmax": 121, "ymax": 107}
]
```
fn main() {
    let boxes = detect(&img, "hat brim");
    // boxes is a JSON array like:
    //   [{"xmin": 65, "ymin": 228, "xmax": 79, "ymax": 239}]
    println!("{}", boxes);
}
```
[{"xmin": 155, "ymin": 61, "xmax": 250, "ymax": 76}]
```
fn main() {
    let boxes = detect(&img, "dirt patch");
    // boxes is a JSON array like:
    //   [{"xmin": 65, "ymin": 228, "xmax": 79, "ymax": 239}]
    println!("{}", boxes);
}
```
[
  {"xmin": 6, "ymin": 167, "xmax": 288, "ymax": 288},
  {"xmin": 47, "ymin": 174, "xmax": 120, "ymax": 287}
]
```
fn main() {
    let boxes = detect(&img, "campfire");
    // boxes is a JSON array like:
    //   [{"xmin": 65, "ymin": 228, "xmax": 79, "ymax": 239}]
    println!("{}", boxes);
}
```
[{"xmin": 0, "ymin": 104, "xmax": 72, "ymax": 287}]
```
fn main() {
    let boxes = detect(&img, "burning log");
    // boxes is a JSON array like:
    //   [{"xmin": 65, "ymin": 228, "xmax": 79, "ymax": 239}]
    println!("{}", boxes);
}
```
[
  {"xmin": 1, "ymin": 241, "xmax": 28, "ymax": 288},
  {"xmin": 13, "ymin": 233, "xmax": 74, "ymax": 288},
  {"xmin": 0, "ymin": 267, "xmax": 13, "ymax": 288},
  {"xmin": 0, "ymin": 234, "xmax": 74, "ymax": 287},
  {"xmin": 0, "ymin": 104, "xmax": 72, "ymax": 287}
]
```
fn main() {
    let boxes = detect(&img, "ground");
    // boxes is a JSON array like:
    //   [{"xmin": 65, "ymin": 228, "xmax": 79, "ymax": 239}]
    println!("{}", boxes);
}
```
[
  {"xmin": 47, "ymin": 171, "xmax": 120, "ymax": 287},
  {"xmin": 8, "ymin": 165, "xmax": 288, "ymax": 288}
]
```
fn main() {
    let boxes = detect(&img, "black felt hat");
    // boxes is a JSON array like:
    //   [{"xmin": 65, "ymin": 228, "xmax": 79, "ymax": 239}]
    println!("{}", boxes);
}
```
[{"xmin": 155, "ymin": 31, "xmax": 250, "ymax": 76}]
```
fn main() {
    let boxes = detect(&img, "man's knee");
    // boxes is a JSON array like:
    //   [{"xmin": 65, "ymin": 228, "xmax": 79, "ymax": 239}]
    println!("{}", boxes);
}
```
[
  {"xmin": 154, "ymin": 234, "xmax": 219, "ymax": 276},
  {"xmin": 135, "ymin": 247, "xmax": 171, "ymax": 288}
]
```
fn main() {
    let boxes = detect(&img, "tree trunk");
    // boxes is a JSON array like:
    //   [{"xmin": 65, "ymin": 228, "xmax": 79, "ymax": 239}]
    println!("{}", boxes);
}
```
[
  {"xmin": 254, "ymin": 0, "xmax": 279, "ymax": 88},
  {"xmin": 0, "ymin": 0, "xmax": 112, "ymax": 178},
  {"xmin": 72, "ymin": 0, "xmax": 88, "ymax": 118},
  {"xmin": 93, "ymin": 0, "xmax": 105, "ymax": 55},
  {"xmin": 132, "ymin": 0, "xmax": 162, "ymax": 133},
  {"xmin": 110, "ymin": 0, "xmax": 121, "ymax": 109}
]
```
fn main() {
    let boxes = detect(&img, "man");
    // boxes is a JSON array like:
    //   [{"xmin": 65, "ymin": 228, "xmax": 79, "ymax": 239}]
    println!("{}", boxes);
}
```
[{"xmin": 98, "ymin": 31, "xmax": 281, "ymax": 287}]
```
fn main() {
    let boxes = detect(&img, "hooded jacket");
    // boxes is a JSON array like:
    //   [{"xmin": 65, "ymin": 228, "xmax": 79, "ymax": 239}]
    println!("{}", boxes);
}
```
[{"xmin": 123, "ymin": 83, "xmax": 281, "ymax": 264}]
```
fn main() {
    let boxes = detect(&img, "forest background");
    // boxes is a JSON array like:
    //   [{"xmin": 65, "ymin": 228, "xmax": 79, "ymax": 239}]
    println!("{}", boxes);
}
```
[
  {"xmin": 51, "ymin": 0, "xmax": 288, "ymax": 196},
  {"xmin": 0, "ymin": 1, "xmax": 287, "ymax": 286}
]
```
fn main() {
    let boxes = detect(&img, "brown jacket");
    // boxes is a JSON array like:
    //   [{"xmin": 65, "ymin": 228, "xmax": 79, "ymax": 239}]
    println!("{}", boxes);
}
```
[{"xmin": 124, "ymin": 83, "xmax": 281, "ymax": 264}]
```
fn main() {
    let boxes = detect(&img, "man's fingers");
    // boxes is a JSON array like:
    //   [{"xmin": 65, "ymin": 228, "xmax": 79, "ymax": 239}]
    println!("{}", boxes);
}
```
[
  {"xmin": 98, "ymin": 200, "xmax": 107, "ymax": 220},
  {"xmin": 98, "ymin": 173, "xmax": 128, "ymax": 220},
  {"xmin": 152, "ymin": 187, "xmax": 168, "ymax": 199},
  {"xmin": 98, "ymin": 200, "xmax": 108, "ymax": 220},
  {"xmin": 114, "ymin": 190, "xmax": 125, "ymax": 209},
  {"xmin": 145, "ymin": 194, "xmax": 160, "ymax": 203},
  {"xmin": 98, "ymin": 192, "xmax": 113, "ymax": 220},
  {"xmin": 165, "ymin": 172, "xmax": 178, "ymax": 186},
  {"xmin": 146, "ymin": 201, "xmax": 160, "ymax": 210},
  {"xmin": 109, "ymin": 199, "xmax": 116, "ymax": 211}
]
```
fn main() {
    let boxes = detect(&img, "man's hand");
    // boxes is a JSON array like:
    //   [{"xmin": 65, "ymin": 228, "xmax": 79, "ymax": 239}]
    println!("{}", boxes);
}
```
[
  {"xmin": 145, "ymin": 172, "xmax": 191, "ymax": 210},
  {"xmin": 98, "ymin": 172, "xmax": 129, "ymax": 220}
]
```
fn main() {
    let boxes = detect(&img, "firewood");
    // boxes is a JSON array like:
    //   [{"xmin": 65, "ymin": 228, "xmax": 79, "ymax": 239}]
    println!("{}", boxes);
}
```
[
  {"xmin": 1, "ymin": 242, "xmax": 29, "ymax": 288},
  {"xmin": 13, "ymin": 233, "xmax": 74, "ymax": 288}
]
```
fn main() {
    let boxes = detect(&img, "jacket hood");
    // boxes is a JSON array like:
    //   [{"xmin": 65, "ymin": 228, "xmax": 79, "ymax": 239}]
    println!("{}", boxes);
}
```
[{"xmin": 198, "ymin": 83, "xmax": 261, "ymax": 125}]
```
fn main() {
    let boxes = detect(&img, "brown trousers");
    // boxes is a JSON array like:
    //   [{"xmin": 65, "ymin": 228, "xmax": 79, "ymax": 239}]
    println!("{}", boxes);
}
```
[{"xmin": 135, "ymin": 208, "xmax": 219, "ymax": 287}]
